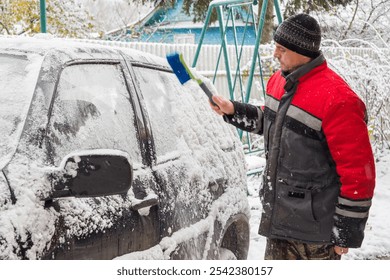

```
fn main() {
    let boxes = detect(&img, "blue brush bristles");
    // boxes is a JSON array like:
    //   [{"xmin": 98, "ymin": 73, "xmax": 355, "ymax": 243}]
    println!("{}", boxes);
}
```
[{"xmin": 166, "ymin": 52, "xmax": 191, "ymax": 85}]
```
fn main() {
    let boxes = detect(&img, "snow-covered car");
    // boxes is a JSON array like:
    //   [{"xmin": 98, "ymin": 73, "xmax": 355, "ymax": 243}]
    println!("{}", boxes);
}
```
[{"xmin": 0, "ymin": 36, "xmax": 249, "ymax": 260}]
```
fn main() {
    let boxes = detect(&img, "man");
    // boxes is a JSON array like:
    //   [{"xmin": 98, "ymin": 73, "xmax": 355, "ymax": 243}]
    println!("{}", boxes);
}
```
[{"xmin": 210, "ymin": 14, "xmax": 376, "ymax": 260}]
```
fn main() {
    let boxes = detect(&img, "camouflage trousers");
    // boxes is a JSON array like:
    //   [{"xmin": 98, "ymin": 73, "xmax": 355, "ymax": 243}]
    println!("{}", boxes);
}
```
[{"xmin": 264, "ymin": 238, "xmax": 341, "ymax": 260}]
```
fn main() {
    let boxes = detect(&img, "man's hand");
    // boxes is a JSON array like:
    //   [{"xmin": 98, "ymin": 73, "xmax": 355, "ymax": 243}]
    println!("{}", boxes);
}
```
[
  {"xmin": 334, "ymin": 246, "xmax": 349, "ymax": 255},
  {"xmin": 210, "ymin": 95, "xmax": 235, "ymax": 116}
]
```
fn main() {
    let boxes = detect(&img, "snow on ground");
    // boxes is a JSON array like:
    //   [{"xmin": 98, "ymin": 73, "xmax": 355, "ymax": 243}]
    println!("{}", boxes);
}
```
[{"xmin": 245, "ymin": 150, "xmax": 390, "ymax": 260}]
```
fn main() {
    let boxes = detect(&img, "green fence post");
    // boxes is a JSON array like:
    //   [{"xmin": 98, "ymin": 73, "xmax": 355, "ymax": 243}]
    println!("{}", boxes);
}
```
[
  {"xmin": 274, "ymin": 0, "xmax": 283, "ymax": 24},
  {"xmin": 244, "ymin": 0, "xmax": 268, "ymax": 103}
]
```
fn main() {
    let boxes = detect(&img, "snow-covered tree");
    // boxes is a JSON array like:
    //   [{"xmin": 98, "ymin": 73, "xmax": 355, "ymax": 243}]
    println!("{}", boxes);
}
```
[
  {"xmin": 0, "ymin": 0, "xmax": 96, "ymax": 37},
  {"xmin": 281, "ymin": 0, "xmax": 354, "ymax": 16},
  {"xmin": 81, "ymin": 0, "xmax": 155, "ymax": 33},
  {"xmin": 275, "ymin": 0, "xmax": 390, "ymax": 47}
]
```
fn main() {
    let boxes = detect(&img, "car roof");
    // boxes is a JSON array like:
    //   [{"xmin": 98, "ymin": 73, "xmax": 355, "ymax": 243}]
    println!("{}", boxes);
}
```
[{"xmin": 0, "ymin": 35, "xmax": 169, "ymax": 67}]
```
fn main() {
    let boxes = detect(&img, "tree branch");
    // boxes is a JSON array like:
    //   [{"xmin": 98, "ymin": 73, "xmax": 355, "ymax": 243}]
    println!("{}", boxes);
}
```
[
  {"xmin": 0, "ymin": 21, "xmax": 10, "ymax": 34},
  {"xmin": 342, "ymin": 0, "xmax": 359, "ymax": 39}
]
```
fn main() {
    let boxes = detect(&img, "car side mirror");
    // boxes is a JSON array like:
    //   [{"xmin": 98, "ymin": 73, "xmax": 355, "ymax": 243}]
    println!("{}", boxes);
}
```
[{"xmin": 47, "ymin": 153, "xmax": 133, "ymax": 199}]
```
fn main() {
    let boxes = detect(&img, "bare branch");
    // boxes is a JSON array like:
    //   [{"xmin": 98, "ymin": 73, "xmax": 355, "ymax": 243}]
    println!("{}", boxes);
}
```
[
  {"xmin": 0, "ymin": 21, "xmax": 10, "ymax": 34},
  {"xmin": 342, "ymin": 0, "xmax": 359, "ymax": 39}
]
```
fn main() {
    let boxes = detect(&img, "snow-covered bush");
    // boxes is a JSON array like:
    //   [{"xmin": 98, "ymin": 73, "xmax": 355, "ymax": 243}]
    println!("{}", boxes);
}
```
[{"xmin": 324, "ymin": 40, "xmax": 390, "ymax": 156}]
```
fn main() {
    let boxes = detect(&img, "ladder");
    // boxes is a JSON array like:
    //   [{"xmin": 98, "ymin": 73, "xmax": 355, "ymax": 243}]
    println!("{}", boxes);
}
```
[{"xmin": 191, "ymin": 0, "xmax": 282, "ymax": 154}]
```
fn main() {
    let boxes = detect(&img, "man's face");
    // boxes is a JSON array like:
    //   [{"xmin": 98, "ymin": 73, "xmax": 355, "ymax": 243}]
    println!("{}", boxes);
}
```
[{"xmin": 273, "ymin": 43, "xmax": 311, "ymax": 73}]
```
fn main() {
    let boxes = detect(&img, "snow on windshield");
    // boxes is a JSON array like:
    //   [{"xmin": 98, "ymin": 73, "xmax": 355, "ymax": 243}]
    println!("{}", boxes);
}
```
[{"xmin": 0, "ymin": 52, "xmax": 44, "ymax": 169}]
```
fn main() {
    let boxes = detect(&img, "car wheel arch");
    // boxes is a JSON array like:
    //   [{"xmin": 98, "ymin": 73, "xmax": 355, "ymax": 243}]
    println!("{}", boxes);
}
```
[{"xmin": 209, "ymin": 213, "xmax": 250, "ymax": 260}]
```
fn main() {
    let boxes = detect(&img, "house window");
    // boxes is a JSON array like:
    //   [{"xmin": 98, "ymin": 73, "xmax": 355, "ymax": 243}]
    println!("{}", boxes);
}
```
[{"xmin": 174, "ymin": 34, "xmax": 195, "ymax": 44}]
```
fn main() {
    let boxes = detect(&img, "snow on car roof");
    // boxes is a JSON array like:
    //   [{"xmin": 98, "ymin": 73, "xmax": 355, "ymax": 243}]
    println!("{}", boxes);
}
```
[{"xmin": 0, "ymin": 35, "xmax": 169, "ymax": 66}]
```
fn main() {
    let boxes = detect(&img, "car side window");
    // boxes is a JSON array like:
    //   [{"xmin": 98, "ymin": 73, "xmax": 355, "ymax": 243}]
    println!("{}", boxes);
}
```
[
  {"xmin": 48, "ymin": 63, "xmax": 141, "ymax": 166},
  {"xmin": 132, "ymin": 67, "xmax": 183, "ymax": 157}
]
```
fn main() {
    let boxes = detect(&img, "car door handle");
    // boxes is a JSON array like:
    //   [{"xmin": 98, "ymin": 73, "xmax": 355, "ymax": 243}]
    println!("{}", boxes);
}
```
[
  {"xmin": 208, "ymin": 178, "xmax": 225, "ymax": 195},
  {"xmin": 131, "ymin": 196, "xmax": 158, "ymax": 211},
  {"xmin": 209, "ymin": 177, "xmax": 225, "ymax": 188}
]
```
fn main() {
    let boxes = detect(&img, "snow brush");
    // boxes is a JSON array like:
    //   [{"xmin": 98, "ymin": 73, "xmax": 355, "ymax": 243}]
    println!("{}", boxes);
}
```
[{"xmin": 166, "ymin": 52, "xmax": 218, "ymax": 106}]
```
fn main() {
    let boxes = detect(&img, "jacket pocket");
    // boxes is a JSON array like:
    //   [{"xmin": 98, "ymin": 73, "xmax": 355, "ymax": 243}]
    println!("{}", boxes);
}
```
[{"xmin": 272, "ymin": 185, "xmax": 320, "ymax": 234}]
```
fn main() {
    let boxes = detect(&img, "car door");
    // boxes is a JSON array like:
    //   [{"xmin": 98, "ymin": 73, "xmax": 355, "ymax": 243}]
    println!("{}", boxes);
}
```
[
  {"xmin": 42, "ymin": 56, "xmax": 160, "ymax": 259},
  {"xmin": 124, "ymin": 58, "xmax": 228, "ymax": 259}
]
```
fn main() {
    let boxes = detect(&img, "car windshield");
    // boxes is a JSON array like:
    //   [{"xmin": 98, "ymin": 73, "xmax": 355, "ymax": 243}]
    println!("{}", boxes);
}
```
[{"xmin": 0, "ymin": 52, "xmax": 43, "ymax": 168}]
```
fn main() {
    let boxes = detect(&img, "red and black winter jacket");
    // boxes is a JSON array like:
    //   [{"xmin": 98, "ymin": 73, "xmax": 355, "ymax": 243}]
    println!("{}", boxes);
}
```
[{"xmin": 225, "ymin": 54, "xmax": 376, "ymax": 247}]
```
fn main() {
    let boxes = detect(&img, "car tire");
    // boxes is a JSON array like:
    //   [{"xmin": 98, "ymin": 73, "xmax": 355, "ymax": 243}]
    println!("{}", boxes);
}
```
[{"xmin": 218, "ymin": 248, "xmax": 238, "ymax": 260}]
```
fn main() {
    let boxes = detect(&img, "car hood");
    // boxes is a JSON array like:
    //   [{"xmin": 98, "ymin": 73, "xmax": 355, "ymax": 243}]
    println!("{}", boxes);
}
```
[{"xmin": 0, "ymin": 50, "xmax": 44, "ymax": 169}]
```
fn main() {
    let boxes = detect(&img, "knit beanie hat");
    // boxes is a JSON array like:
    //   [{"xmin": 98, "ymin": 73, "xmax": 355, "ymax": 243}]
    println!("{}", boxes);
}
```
[{"xmin": 273, "ymin": 13, "xmax": 321, "ymax": 58}]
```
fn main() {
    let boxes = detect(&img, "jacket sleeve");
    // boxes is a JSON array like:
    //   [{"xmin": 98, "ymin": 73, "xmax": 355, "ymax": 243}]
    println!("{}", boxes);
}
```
[
  {"xmin": 223, "ymin": 101, "xmax": 264, "ymax": 135},
  {"xmin": 322, "ymin": 95, "xmax": 376, "ymax": 248}
]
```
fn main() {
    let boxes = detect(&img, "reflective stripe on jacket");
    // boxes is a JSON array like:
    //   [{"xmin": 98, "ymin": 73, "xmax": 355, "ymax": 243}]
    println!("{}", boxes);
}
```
[{"xmin": 224, "ymin": 54, "xmax": 375, "ymax": 247}]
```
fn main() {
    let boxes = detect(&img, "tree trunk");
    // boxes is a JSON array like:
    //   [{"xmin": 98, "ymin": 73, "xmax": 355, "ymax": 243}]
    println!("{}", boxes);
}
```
[{"xmin": 258, "ymin": 0, "xmax": 275, "ymax": 44}]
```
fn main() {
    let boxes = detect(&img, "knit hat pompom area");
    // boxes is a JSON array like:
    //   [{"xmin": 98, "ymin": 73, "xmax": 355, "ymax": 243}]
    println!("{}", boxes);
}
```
[{"xmin": 273, "ymin": 13, "xmax": 321, "ymax": 58}]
